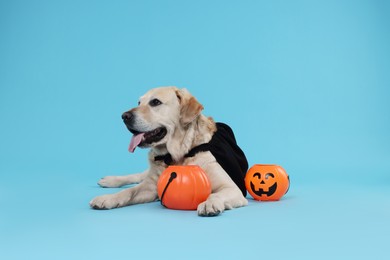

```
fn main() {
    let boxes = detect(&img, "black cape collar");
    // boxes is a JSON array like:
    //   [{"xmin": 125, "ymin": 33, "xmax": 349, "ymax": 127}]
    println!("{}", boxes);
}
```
[
  {"xmin": 154, "ymin": 153, "xmax": 174, "ymax": 165},
  {"xmin": 154, "ymin": 143, "xmax": 211, "ymax": 166}
]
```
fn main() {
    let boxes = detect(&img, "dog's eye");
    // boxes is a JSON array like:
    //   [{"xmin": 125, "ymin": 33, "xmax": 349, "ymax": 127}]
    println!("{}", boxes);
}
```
[{"xmin": 149, "ymin": 99, "xmax": 162, "ymax": 107}]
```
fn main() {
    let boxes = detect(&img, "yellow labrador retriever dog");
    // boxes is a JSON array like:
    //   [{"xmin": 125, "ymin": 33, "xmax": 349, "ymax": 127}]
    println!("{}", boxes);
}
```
[{"xmin": 90, "ymin": 87, "xmax": 248, "ymax": 216}]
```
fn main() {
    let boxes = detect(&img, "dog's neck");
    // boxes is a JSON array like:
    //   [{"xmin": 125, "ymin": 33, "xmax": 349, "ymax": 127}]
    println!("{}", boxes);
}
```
[{"xmin": 151, "ymin": 114, "xmax": 216, "ymax": 165}]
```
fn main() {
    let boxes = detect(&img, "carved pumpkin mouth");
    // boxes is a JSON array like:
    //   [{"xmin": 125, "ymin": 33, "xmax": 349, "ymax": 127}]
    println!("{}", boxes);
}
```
[{"xmin": 250, "ymin": 182, "xmax": 278, "ymax": 197}]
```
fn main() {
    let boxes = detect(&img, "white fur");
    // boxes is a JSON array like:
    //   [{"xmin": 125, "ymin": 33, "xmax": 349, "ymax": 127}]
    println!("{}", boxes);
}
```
[{"xmin": 89, "ymin": 87, "xmax": 247, "ymax": 216}]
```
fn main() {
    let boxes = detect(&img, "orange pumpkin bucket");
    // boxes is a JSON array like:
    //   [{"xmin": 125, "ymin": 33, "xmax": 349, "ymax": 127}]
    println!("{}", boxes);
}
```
[
  {"xmin": 157, "ymin": 165, "xmax": 211, "ymax": 210},
  {"xmin": 245, "ymin": 164, "xmax": 290, "ymax": 201}
]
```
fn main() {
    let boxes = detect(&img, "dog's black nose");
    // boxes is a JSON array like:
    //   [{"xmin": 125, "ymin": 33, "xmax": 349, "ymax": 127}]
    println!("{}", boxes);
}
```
[{"xmin": 122, "ymin": 111, "xmax": 134, "ymax": 122}]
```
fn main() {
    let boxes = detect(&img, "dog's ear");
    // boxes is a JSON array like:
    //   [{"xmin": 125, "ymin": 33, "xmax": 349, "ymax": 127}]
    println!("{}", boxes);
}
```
[{"xmin": 175, "ymin": 88, "xmax": 204, "ymax": 125}]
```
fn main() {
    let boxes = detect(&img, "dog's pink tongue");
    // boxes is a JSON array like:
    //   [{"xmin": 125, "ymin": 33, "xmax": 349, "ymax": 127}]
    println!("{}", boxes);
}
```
[{"xmin": 128, "ymin": 133, "xmax": 145, "ymax": 153}]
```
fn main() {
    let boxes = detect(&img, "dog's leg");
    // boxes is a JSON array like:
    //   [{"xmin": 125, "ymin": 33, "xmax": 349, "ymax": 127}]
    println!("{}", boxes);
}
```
[
  {"xmin": 197, "ymin": 187, "xmax": 248, "ymax": 216},
  {"xmin": 195, "ymin": 159, "xmax": 248, "ymax": 216},
  {"xmin": 90, "ymin": 174, "xmax": 159, "ymax": 210},
  {"xmin": 98, "ymin": 170, "xmax": 148, "ymax": 188}
]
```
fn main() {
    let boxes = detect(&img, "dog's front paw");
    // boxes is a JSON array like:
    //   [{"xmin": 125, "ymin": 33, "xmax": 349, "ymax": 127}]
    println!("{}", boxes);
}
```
[
  {"xmin": 89, "ymin": 194, "xmax": 125, "ymax": 210},
  {"xmin": 98, "ymin": 176, "xmax": 125, "ymax": 188},
  {"xmin": 197, "ymin": 196, "xmax": 225, "ymax": 217},
  {"xmin": 226, "ymin": 197, "xmax": 248, "ymax": 210}
]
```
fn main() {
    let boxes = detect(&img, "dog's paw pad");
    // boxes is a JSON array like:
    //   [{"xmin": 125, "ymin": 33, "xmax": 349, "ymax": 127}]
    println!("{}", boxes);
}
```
[
  {"xmin": 89, "ymin": 194, "xmax": 121, "ymax": 210},
  {"xmin": 197, "ymin": 198, "xmax": 224, "ymax": 217}
]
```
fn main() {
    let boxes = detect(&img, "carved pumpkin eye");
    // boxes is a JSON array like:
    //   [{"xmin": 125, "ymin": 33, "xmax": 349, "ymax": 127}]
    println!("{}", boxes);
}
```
[
  {"xmin": 253, "ymin": 172, "xmax": 261, "ymax": 179},
  {"xmin": 265, "ymin": 173, "xmax": 274, "ymax": 179}
]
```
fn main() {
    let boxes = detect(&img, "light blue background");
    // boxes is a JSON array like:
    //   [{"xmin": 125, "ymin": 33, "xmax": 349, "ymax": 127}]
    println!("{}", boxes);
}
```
[{"xmin": 1, "ymin": 0, "xmax": 389, "ymax": 259}]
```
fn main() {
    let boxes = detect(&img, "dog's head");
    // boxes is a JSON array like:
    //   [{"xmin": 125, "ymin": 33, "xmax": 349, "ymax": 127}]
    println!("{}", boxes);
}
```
[{"xmin": 122, "ymin": 87, "xmax": 204, "ymax": 153}]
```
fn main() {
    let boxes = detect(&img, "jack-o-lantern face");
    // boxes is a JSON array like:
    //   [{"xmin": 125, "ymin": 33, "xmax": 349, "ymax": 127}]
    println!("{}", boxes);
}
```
[
  {"xmin": 250, "ymin": 172, "xmax": 277, "ymax": 197},
  {"xmin": 245, "ymin": 165, "xmax": 289, "ymax": 201}
]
